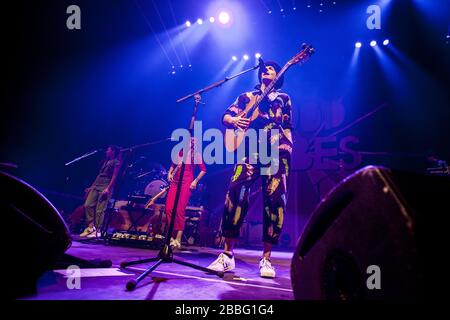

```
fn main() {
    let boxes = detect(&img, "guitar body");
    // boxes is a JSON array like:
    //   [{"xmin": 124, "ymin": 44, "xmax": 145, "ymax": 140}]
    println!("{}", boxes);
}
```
[{"xmin": 224, "ymin": 93, "xmax": 260, "ymax": 152}]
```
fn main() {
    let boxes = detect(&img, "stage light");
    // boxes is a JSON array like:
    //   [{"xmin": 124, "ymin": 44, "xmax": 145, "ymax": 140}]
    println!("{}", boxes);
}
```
[
  {"xmin": 188, "ymin": 64, "xmax": 192, "ymax": 67},
  {"xmin": 180, "ymin": 65, "xmax": 183, "ymax": 68},
  {"xmin": 171, "ymin": 71, "xmax": 176, "ymax": 75},
  {"xmin": 293, "ymin": 7, "xmax": 297, "ymax": 11},
  {"xmin": 268, "ymin": 10, "xmax": 272, "ymax": 14},
  {"xmin": 383, "ymin": 39, "xmax": 390, "ymax": 45},
  {"xmin": 197, "ymin": 18, "xmax": 203, "ymax": 25},
  {"xmin": 370, "ymin": 40, "xmax": 377, "ymax": 47},
  {"xmin": 209, "ymin": 17, "xmax": 215, "ymax": 23},
  {"xmin": 185, "ymin": 21, "xmax": 191, "ymax": 27},
  {"xmin": 281, "ymin": 9, "xmax": 284, "ymax": 13},
  {"xmin": 218, "ymin": 11, "xmax": 230, "ymax": 24},
  {"xmin": 232, "ymin": 56, "xmax": 238, "ymax": 61},
  {"xmin": 355, "ymin": 42, "xmax": 362, "ymax": 48},
  {"xmin": 243, "ymin": 54, "xmax": 249, "ymax": 60},
  {"xmin": 255, "ymin": 53, "xmax": 261, "ymax": 58}
]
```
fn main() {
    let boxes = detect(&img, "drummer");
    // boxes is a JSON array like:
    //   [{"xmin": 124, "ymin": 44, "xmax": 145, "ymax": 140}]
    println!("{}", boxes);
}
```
[{"xmin": 165, "ymin": 137, "xmax": 206, "ymax": 249}]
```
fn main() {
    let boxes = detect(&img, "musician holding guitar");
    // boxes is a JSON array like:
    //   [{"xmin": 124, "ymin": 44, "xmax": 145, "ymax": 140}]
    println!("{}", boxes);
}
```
[{"xmin": 207, "ymin": 46, "xmax": 314, "ymax": 278}]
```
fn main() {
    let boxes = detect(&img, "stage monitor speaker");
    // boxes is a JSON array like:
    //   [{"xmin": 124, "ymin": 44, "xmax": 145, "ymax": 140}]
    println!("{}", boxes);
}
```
[
  {"xmin": 291, "ymin": 166, "xmax": 450, "ymax": 300},
  {"xmin": 0, "ymin": 171, "xmax": 72, "ymax": 299}
]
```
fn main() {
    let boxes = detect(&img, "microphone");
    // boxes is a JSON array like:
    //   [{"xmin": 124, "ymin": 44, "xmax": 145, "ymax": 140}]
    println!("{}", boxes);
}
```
[{"xmin": 258, "ymin": 57, "xmax": 266, "ymax": 72}]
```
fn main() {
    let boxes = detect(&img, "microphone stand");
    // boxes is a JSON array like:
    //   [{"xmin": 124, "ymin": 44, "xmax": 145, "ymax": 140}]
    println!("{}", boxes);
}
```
[
  {"xmin": 120, "ymin": 63, "xmax": 261, "ymax": 290},
  {"xmin": 65, "ymin": 149, "xmax": 100, "ymax": 166}
]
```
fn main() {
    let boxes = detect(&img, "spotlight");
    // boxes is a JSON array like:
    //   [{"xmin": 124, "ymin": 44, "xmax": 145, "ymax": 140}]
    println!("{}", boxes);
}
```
[
  {"xmin": 185, "ymin": 21, "xmax": 191, "ymax": 27},
  {"xmin": 355, "ymin": 42, "xmax": 362, "ymax": 48},
  {"xmin": 218, "ymin": 11, "xmax": 230, "ymax": 24},
  {"xmin": 180, "ymin": 65, "xmax": 183, "ymax": 68},
  {"xmin": 243, "ymin": 54, "xmax": 249, "ymax": 61},
  {"xmin": 188, "ymin": 64, "xmax": 192, "ymax": 67},
  {"xmin": 197, "ymin": 18, "xmax": 203, "ymax": 25},
  {"xmin": 281, "ymin": 9, "xmax": 284, "ymax": 12},
  {"xmin": 268, "ymin": 10, "xmax": 272, "ymax": 14},
  {"xmin": 370, "ymin": 40, "xmax": 377, "ymax": 47},
  {"xmin": 255, "ymin": 53, "xmax": 261, "ymax": 58},
  {"xmin": 232, "ymin": 56, "xmax": 238, "ymax": 61},
  {"xmin": 171, "ymin": 71, "xmax": 176, "ymax": 75},
  {"xmin": 383, "ymin": 39, "xmax": 390, "ymax": 46},
  {"xmin": 293, "ymin": 7, "xmax": 297, "ymax": 10},
  {"xmin": 209, "ymin": 17, "xmax": 215, "ymax": 23}
]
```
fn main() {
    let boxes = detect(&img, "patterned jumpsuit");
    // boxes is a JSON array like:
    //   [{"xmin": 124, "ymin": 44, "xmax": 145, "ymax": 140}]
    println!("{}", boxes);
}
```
[{"xmin": 221, "ymin": 88, "xmax": 293, "ymax": 245}]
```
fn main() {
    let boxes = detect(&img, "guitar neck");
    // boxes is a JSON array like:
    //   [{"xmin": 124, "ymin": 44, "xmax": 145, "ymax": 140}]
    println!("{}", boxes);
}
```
[{"xmin": 247, "ymin": 64, "xmax": 291, "ymax": 117}]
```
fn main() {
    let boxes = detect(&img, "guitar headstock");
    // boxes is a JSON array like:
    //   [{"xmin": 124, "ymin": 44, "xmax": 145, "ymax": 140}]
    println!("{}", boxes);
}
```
[{"xmin": 287, "ymin": 43, "xmax": 315, "ymax": 66}]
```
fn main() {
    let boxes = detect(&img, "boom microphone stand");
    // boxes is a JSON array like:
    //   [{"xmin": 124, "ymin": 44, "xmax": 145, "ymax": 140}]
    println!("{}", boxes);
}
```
[{"xmin": 120, "ymin": 62, "xmax": 262, "ymax": 291}]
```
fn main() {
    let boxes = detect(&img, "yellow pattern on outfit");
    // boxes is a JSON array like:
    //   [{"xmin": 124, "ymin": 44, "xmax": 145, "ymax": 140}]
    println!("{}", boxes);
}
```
[
  {"xmin": 232, "ymin": 165, "xmax": 243, "ymax": 182},
  {"xmin": 277, "ymin": 207, "xmax": 284, "ymax": 229},
  {"xmin": 267, "ymin": 178, "xmax": 280, "ymax": 196},
  {"xmin": 233, "ymin": 206, "xmax": 242, "ymax": 225}
]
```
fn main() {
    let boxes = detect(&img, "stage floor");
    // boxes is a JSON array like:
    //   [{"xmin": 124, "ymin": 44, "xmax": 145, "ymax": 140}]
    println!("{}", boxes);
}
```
[{"xmin": 24, "ymin": 240, "xmax": 295, "ymax": 300}]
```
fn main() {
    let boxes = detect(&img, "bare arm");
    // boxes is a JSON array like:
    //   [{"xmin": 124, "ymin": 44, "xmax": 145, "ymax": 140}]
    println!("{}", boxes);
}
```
[{"xmin": 167, "ymin": 164, "xmax": 175, "ymax": 182}]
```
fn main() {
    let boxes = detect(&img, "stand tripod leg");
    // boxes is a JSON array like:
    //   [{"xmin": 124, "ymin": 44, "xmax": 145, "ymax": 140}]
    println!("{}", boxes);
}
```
[
  {"xmin": 120, "ymin": 257, "xmax": 160, "ymax": 268},
  {"xmin": 126, "ymin": 258, "xmax": 164, "ymax": 291},
  {"xmin": 172, "ymin": 258, "xmax": 224, "ymax": 278}
]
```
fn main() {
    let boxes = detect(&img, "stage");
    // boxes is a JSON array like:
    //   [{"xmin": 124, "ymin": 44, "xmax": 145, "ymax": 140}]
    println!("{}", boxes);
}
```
[{"xmin": 24, "ymin": 240, "xmax": 294, "ymax": 300}]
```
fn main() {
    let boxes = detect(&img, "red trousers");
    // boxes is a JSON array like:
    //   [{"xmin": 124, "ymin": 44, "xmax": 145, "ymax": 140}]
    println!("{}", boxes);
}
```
[{"xmin": 165, "ymin": 178, "xmax": 192, "ymax": 232}]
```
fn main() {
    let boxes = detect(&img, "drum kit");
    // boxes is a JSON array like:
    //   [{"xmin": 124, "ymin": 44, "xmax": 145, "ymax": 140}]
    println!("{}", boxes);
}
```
[{"xmin": 121, "ymin": 158, "xmax": 169, "ymax": 204}]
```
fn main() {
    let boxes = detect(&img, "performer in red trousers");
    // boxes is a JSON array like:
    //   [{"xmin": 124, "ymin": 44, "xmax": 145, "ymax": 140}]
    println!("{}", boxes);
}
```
[{"xmin": 165, "ymin": 138, "xmax": 206, "ymax": 249}]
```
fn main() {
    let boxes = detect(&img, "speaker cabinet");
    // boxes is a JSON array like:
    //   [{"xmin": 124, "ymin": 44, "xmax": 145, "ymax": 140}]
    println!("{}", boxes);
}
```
[
  {"xmin": 291, "ymin": 166, "xmax": 449, "ymax": 300},
  {"xmin": 0, "ymin": 171, "xmax": 71, "ymax": 298}
]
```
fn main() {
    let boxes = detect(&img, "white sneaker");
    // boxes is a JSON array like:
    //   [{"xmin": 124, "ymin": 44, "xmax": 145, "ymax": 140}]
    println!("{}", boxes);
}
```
[
  {"xmin": 87, "ymin": 231, "xmax": 101, "ymax": 238},
  {"xmin": 80, "ymin": 226, "xmax": 96, "ymax": 237},
  {"xmin": 259, "ymin": 257, "xmax": 276, "ymax": 278},
  {"xmin": 207, "ymin": 253, "xmax": 235, "ymax": 272}
]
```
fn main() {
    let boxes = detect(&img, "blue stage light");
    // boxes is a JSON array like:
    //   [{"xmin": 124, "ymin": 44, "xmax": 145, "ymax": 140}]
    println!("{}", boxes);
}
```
[
  {"xmin": 197, "ymin": 18, "xmax": 203, "ymax": 25},
  {"xmin": 383, "ymin": 39, "xmax": 390, "ymax": 46},
  {"xmin": 243, "ymin": 54, "xmax": 249, "ymax": 60},
  {"xmin": 209, "ymin": 17, "xmax": 215, "ymax": 23},
  {"xmin": 255, "ymin": 53, "xmax": 261, "ymax": 58},
  {"xmin": 185, "ymin": 21, "xmax": 191, "ymax": 27},
  {"xmin": 370, "ymin": 40, "xmax": 377, "ymax": 47},
  {"xmin": 355, "ymin": 42, "xmax": 362, "ymax": 48},
  {"xmin": 232, "ymin": 56, "xmax": 238, "ymax": 61}
]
